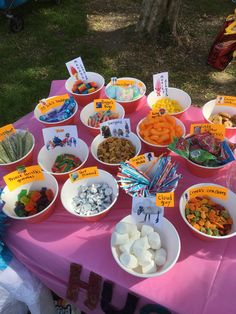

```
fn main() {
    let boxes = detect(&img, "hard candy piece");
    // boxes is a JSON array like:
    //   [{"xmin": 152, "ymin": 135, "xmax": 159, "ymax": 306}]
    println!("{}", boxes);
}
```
[
  {"xmin": 154, "ymin": 248, "xmax": 167, "ymax": 266},
  {"xmin": 148, "ymin": 231, "xmax": 161, "ymax": 250},
  {"xmin": 111, "ymin": 232, "xmax": 129, "ymax": 246},
  {"xmin": 119, "ymin": 253, "xmax": 138, "ymax": 269},
  {"xmin": 142, "ymin": 260, "xmax": 157, "ymax": 274},
  {"xmin": 141, "ymin": 224, "xmax": 154, "ymax": 237}
]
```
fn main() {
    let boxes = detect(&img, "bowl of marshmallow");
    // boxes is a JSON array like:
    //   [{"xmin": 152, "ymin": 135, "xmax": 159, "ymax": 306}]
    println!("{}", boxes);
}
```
[{"xmin": 111, "ymin": 215, "xmax": 181, "ymax": 277}]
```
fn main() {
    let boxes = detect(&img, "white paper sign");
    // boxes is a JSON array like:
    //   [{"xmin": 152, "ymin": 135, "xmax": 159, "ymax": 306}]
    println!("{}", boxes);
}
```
[
  {"xmin": 66, "ymin": 57, "xmax": 88, "ymax": 81},
  {"xmin": 42, "ymin": 125, "xmax": 78, "ymax": 150},
  {"xmin": 153, "ymin": 72, "xmax": 168, "ymax": 96},
  {"xmin": 132, "ymin": 196, "xmax": 164, "ymax": 226},
  {"xmin": 100, "ymin": 118, "xmax": 131, "ymax": 138}
]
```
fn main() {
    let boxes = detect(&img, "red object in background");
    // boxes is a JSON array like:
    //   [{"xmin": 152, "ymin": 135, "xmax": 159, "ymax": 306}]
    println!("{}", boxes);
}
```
[{"xmin": 207, "ymin": 17, "xmax": 236, "ymax": 70}]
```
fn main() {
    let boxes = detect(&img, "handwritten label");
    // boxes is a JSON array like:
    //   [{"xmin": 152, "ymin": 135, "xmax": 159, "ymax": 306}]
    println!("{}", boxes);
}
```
[
  {"xmin": 42, "ymin": 125, "xmax": 78, "ymax": 150},
  {"xmin": 110, "ymin": 77, "xmax": 135, "ymax": 87},
  {"xmin": 190, "ymin": 123, "xmax": 225, "ymax": 140},
  {"xmin": 153, "ymin": 72, "xmax": 168, "ymax": 96},
  {"xmin": 129, "ymin": 152, "xmax": 154, "ymax": 167},
  {"xmin": 216, "ymin": 95, "xmax": 236, "ymax": 107},
  {"xmin": 70, "ymin": 166, "xmax": 99, "ymax": 182},
  {"xmin": 66, "ymin": 57, "xmax": 88, "ymax": 81},
  {"xmin": 156, "ymin": 192, "xmax": 174, "ymax": 207},
  {"xmin": 188, "ymin": 186, "xmax": 228, "ymax": 200},
  {"xmin": 100, "ymin": 118, "xmax": 131, "ymax": 138},
  {"xmin": 3, "ymin": 165, "xmax": 44, "ymax": 191},
  {"xmin": 38, "ymin": 94, "xmax": 69, "ymax": 114},
  {"xmin": 94, "ymin": 99, "xmax": 116, "ymax": 112},
  {"xmin": 0, "ymin": 124, "xmax": 16, "ymax": 141}
]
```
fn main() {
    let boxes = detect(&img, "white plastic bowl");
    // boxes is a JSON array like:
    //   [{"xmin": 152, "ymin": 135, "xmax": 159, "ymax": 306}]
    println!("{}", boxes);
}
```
[
  {"xmin": 147, "ymin": 87, "xmax": 191, "ymax": 118},
  {"xmin": 60, "ymin": 169, "xmax": 119, "ymax": 221},
  {"xmin": 1, "ymin": 172, "xmax": 59, "ymax": 223},
  {"xmin": 111, "ymin": 215, "xmax": 181, "ymax": 277},
  {"xmin": 91, "ymin": 133, "xmax": 141, "ymax": 168},
  {"xmin": 179, "ymin": 183, "xmax": 236, "ymax": 241},
  {"xmin": 65, "ymin": 72, "xmax": 105, "ymax": 107},
  {"xmin": 80, "ymin": 101, "xmax": 125, "ymax": 135},
  {"xmin": 136, "ymin": 116, "xmax": 186, "ymax": 155},
  {"xmin": 34, "ymin": 96, "xmax": 78, "ymax": 127},
  {"xmin": 105, "ymin": 77, "xmax": 146, "ymax": 114},
  {"xmin": 202, "ymin": 99, "xmax": 236, "ymax": 138},
  {"xmin": 37, "ymin": 138, "xmax": 89, "ymax": 182}
]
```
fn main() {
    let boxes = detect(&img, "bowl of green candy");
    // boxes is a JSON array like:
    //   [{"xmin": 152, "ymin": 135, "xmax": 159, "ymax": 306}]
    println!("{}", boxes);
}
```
[{"xmin": 0, "ymin": 129, "xmax": 35, "ymax": 172}]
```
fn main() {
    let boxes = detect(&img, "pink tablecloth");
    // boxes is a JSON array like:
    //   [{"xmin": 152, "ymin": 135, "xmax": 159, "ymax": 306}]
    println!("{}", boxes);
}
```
[{"xmin": 3, "ymin": 80, "xmax": 236, "ymax": 314}]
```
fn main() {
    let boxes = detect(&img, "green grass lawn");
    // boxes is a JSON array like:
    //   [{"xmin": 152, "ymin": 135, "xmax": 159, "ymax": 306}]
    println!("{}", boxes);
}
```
[{"xmin": 0, "ymin": 0, "xmax": 235, "ymax": 126}]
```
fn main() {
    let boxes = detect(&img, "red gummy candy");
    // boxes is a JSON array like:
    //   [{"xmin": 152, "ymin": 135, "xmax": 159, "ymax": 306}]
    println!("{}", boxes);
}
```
[
  {"xmin": 31, "ymin": 191, "xmax": 41, "ymax": 202},
  {"xmin": 46, "ymin": 189, "xmax": 54, "ymax": 201},
  {"xmin": 25, "ymin": 201, "xmax": 36, "ymax": 212}
]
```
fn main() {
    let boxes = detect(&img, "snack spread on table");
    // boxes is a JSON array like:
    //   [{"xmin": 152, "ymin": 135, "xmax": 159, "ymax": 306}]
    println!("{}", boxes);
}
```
[
  {"xmin": 87, "ymin": 110, "xmax": 120, "ymax": 128},
  {"xmin": 14, "ymin": 188, "xmax": 54, "ymax": 217},
  {"xmin": 0, "ymin": 130, "xmax": 33, "ymax": 164},
  {"xmin": 138, "ymin": 113, "xmax": 184, "ymax": 146},
  {"xmin": 112, "ymin": 221, "xmax": 167, "ymax": 274},
  {"xmin": 185, "ymin": 196, "xmax": 233, "ymax": 236},
  {"xmin": 97, "ymin": 137, "xmax": 136, "ymax": 164},
  {"xmin": 51, "ymin": 153, "xmax": 82, "ymax": 173},
  {"xmin": 72, "ymin": 183, "xmax": 113, "ymax": 216},
  {"xmin": 106, "ymin": 81, "xmax": 145, "ymax": 102},
  {"xmin": 168, "ymin": 132, "xmax": 236, "ymax": 167},
  {"xmin": 151, "ymin": 97, "xmax": 183, "ymax": 114},
  {"xmin": 209, "ymin": 112, "xmax": 236, "ymax": 127},
  {"xmin": 72, "ymin": 79, "xmax": 98, "ymax": 94},
  {"xmin": 39, "ymin": 96, "xmax": 76, "ymax": 123}
]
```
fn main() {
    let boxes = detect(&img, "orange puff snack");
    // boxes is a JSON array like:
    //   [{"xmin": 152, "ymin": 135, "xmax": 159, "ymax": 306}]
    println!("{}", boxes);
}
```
[{"xmin": 138, "ymin": 113, "xmax": 184, "ymax": 146}]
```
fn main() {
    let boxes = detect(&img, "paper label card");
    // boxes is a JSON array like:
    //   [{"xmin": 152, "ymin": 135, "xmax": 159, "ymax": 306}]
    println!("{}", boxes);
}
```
[
  {"xmin": 3, "ymin": 165, "xmax": 44, "ymax": 191},
  {"xmin": 153, "ymin": 72, "xmax": 168, "ymax": 97},
  {"xmin": 66, "ymin": 57, "xmax": 88, "ymax": 81},
  {"xmin": 129, "ymin": 152, "xmax": 155, "ymax": 167},
  {"xmin": 188, "ymin": 186, "xmax": 228, "ymax": 200},
  {"xmin": 38, "ymin": 94, "xmax": 69, "ymax": 114},
  {"xmin": 110, "ymin": 77, "xmax": 135, "ymax": 87},
  {"xmin": 94, "ymin": 99, "xmax": 116, "ymax": 112},
  {"xmin": 156, "ymin": 192, "xmax": 174, "ymax": 207},
  {"xmin": 216, "ymin": 95, "xmax": 236, "ymax": 107},
  {"xmin": 190, "ymin": 123, "xmax": 225, "ymax": 140},
  {"xmin": 42, "ymin": 125, "xmax": 78, "ymax": 150},
  {"xmin": 100, "ymin": 118, "xmax": 131, "ymax": 138},
  {"xmin": 70, "ymin": 166, "xmax": 99, "ymax": 182},
  {"xmin": 132, "ymin": 196, "xmax": 164, "ymax": 226},
  {"xmin": 0, "ymin": 124, "xmax": 16, "ymax": 141}
]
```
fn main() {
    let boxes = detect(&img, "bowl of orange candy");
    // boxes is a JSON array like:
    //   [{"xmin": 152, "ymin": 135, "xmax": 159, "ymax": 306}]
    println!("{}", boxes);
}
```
[{"xmin": 136, "ymin": 112, "xmax": 186, "ymax": 155}]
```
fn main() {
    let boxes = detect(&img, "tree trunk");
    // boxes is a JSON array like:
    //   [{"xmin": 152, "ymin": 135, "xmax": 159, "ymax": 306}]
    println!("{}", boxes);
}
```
[{"xmin": 136, "ymin": 0, "xmax": 182, "ymax": 40}]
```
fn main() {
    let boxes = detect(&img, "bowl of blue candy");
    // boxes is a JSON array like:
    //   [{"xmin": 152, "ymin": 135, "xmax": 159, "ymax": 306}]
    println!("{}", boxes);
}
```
[{"xmin": 34, "ymin": 95, "xmax": 78, "ymax": 127}]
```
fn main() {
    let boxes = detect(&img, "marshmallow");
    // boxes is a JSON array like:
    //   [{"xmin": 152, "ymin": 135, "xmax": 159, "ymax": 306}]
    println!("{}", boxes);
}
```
[
  {"xmin": 155, "ymin": 248, "xmax": 167, "ymax": 266},
  {"xmin": 116, "ymin": 222, "xmax": 133, "ymax": 234},
  {"xmin": 148, "ymin": 249, "xmax": 155, "ymax": 260},
  {"xmin": 111, "ymin": 232, "xmax": 129, "ymax": 246},
  {"xmin": 130, "ymin": 230, "xmax": 141, "ymax": 242},
  {"xmin": 137, "ymin": 250, "xmax": 153, "ymax": 267},
  {"xmin": 120, "ymin": 253, "xmax": 138, "ymax": 269},
  {"xmin": 148, "ymin": 232, "xmax": 161, "ymax": 250},
  {"xmin": 142, "ymin": 260, "xmax": 157, "ymax": 274},
  {"xmin": 119, "ymin": 240, "xmax": 135, "ymax": 254},
  {"xmin": 132, "ymin": 236, "xmax": 150, "ymax": 257},
  {"xmin": 141, "ymin": 224, "xmax": 154, "ymax": 237}
]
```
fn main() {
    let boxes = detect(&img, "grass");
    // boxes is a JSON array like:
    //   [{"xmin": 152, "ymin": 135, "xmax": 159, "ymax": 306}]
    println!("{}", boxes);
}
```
[{"xmin": 0, "ymin": 0, "xmax": 235, "ymax": 126}]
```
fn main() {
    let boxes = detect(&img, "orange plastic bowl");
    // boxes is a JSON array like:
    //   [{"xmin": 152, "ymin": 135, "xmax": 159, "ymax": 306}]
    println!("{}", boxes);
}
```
[
  {"xmin": 65, "ymin": 72, "xmax": 105, "ymax": 107},
  {"xmin": 1, "ymin": 172, "xmax": 59, "ymax": 223},
  {"xmin": 34, "ymin": 97, "xmax": 78, "ymax": 127},
  {"xmin": 105, "ymin": 77, "xmax": 146, "ymax": 114}
]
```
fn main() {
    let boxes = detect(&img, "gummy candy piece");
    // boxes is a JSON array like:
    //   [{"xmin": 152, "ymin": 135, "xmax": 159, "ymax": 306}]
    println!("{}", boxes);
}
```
[
  {"xmin": 88, "ymin": 87, "xmax": 95, "ymax": 93},
  {"xmin": 20, "ymin": 195, "xmax": 30, "ymax": 205},
  {"xmin": 78, "ymin": 84, "xmax": 87, "ymax": 93},
  {"xmin": 17, "ymin": 189, "xmax": 27, "ymax": 201},
  {"xmin": 25, "ymin": 201, "xmax": 35, "ymax": 212},
  {"xmin": 30, "ymin": 191, "xmax": 41, "ymax": 202},
  {"xmin": 15, "ymin": 207, "xmax": 27, "ymax": 217}
]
